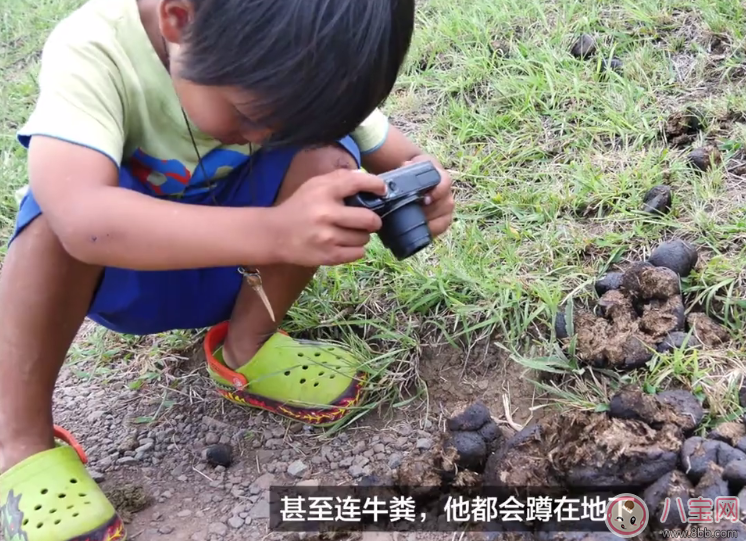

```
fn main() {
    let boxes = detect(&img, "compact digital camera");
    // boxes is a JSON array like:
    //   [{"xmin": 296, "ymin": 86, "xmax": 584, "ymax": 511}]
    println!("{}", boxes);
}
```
[{"xmin": 345, "ymin": 161, "xmax": 442, "ymax": 260}]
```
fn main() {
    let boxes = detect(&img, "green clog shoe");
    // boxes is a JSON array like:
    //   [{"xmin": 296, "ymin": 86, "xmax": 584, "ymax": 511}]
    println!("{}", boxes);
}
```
[
  {"xmin": 0, "ymin": 426, "xmax": 126, "ymax": 541},
  {"xmin": 204, "ymin": 321, "xmax": 368, "ymax": 426}
]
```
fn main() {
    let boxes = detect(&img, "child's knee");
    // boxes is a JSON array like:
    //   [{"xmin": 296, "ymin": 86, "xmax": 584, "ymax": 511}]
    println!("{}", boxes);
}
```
[{"xmin": 277, "ymin": 144, "xmax": 359, "ymax": 201}]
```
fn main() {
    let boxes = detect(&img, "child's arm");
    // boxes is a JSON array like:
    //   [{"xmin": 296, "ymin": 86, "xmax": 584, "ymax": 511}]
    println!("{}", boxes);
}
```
[
  {"xmin": 360, "ymin": 126, "xmax": 455, "ymax": 238},
  {"xmin": 29, "ymin": 136, "xmax": 386, "ymax": 271}
]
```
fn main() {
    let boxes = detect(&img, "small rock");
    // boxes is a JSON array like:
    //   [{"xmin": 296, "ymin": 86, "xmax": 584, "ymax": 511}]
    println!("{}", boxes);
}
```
[
  {"xmin": 571, "ymin": 34, "xmax": 596, "ymax": 59},
  {"xmin": 657, "ymin": 332, "xmax": 703, "ymax": 353},
  {"xmin": 177, "ymin": 510, "xmax": 192, "ymax": 517},
  {"xmin": 594, "ymin": 272, "xmax": 624, "ymax": 297},
  {"xmin": 687, "ymin": 313, "xmax": 730, "ymax": 347},
  {"xmin": 287, "ymin": 460, "xmax": 308, "ymax": 478},
  {"xmin": 388, "ymin": 453, "xmax": 403, "ymax": 470},
  {"xmin": 372, "ymin": 444, "xmax": 385, "ymax": 454},
  {"xmin": 349, "ymin": 465, "xmax": 366, "ymax": 478},
  {"xmin": 205, "ymin": 444, "xmax": 233, "ymax": 468},
  {"xmin": 136, "ymin": 442, "xmax": 154, "ymax": 454},
  {"xmin": 208, "ymin": 522, "xmax": 228, "ymax": 536},
  {"xmin": 250, "ymin": 498, "xmax": 270, "ymax": 519},
  {"xmin": 416, "ymin": 438, "xmax": 433, "ymax": 450},
  {"xmin": 117, "ymin": 457, "xmax": 136, "ymax": 465},
  {"xmin": 205, "ymin": 432, "xmax": 219, "ymax": 445},
  {"xmin": 228, "ymin": 516, "xmax": 244, "ymax": 529},
  {"xmin": 88, "ymin": 470, "xmax": 106, "ymax": 483},
  {"xmin": 649, "ymin": 239, "xmax": 699, "ymax": 278},
  {"xmin": 689, "ymin": 145, "xmax": 722, "ymax": 172},
  {"xmin": 642, "ymin": 185, "xmax": 673, "ymax": 215},
  {"xmin": 158, "ymin": 525, "xmax": 175, "ymax": 535},
  {"xmin": 87, "ymin": 410, "xmax": 106, "ymax": 423},
  {"xmin": 252, "ymin": 473, "xmax": 275, "ymax": 492}
]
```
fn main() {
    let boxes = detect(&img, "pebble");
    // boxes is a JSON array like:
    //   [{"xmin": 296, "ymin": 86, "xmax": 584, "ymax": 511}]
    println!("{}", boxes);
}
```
[
  {"xmin": 250, "ymin": 498, "xmax": 270, "ymax": 519},
  {"xmin": 136, "ymin": 442, "xmax": 154, "ymax": 454},
  {"xmin": 228, "ymin": 516, "xmax": 244, "ymax": 529},
  {"xmin": 89, "ymin": 470, "xmax": 106, "ymax": 483},
  {"xmin": 416, "ymin": 438, "xmax": 433, "ymax": 450},
  {"xmin": 117, "ymin": 457, "xmax": 136, "ymax": 465},
  {"xmin": 205, "ymin": 432, "xmax": 219, "ymax": 445},
  {"xmin": 287, "ymin": 460, "xmax": 308, "ymax": 477},
  {"xmin": 208, "ymin": 522, "xmax": 228, "ymax": 536},
  {"xmin": 388, "ymin": 453, "xmax": 403, "ymax": 469},
  {"xmin": 158, "ymin": 526, "xmax": 175, "ymax": 535},
  {"xmin": 252, "ymin": 473, "xmax": 276, "ymax": 490},
  {"xmin": 372, "ymin": 444, "xmax": 385, "ymax": 453},
  {"xmin": 349, "ymin": 465, "xmax": 366, "ymax": 478}
]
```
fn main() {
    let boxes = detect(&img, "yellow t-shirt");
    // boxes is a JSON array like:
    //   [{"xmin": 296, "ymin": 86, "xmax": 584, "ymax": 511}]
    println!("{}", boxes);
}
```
[{"xmin": 16, "ymin": 0, "xmax": 390, "ymax": 198}]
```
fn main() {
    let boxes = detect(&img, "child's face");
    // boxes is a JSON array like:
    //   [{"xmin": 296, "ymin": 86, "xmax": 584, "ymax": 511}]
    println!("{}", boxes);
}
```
[
  {"xmin": 154, "ymin": 0, "xmax": 274, "ymax": 146},
  {"xmin": 168, "ymin": 49, "xmax": 274, "ymax": 146}
]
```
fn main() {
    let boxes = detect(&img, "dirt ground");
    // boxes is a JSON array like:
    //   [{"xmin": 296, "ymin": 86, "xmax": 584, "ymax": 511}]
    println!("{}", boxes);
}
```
[{"xmin": 50, "ymin": 325, "xmax": 543, "ymax": 541}]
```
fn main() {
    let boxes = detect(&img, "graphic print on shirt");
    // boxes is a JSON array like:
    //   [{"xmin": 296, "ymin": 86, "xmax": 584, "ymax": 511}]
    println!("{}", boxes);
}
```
[{"xmin": 128, "ymin": 147, "xmax": 250, "ymax": 196}]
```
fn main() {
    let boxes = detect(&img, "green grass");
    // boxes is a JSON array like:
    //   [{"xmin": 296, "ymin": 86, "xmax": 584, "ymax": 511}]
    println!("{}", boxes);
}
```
[{"xmin": 1, "ymin": 0, "xmax": 745, "ymax": 430}]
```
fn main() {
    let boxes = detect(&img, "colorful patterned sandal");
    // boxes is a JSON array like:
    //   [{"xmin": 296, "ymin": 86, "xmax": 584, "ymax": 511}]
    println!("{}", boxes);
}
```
[
  {"xmin": 205, "ymin": 321, "xmax": 368, "ymax": 426},
  {"xmin": 0, "ymin": 426, "xmax": 125, "ymax": 541}
]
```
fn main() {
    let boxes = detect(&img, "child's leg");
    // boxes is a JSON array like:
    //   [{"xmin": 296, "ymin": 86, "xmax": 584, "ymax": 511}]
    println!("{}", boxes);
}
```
[
  {"xmin": 221, "ymin": 144, "xmax": 359, "ymax": 368},
  {"xmin": 0, "ymin": 215, "xmax": 102, "ymax": 472}
]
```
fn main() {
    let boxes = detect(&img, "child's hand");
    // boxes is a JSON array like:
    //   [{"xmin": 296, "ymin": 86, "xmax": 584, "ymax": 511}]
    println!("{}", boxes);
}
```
[
  {"xmin": 404, "ymin": 155, "xmax": 455, "ymax": 238},
  {"xmin": 270, "ymin": 170, "xmax": 387, "ymax": 267}
]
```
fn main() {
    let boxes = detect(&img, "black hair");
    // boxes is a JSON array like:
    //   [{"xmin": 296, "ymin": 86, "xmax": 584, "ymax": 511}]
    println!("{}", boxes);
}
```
[{"xmin": 179, "ymin": 0, "xmax": 415, "ymax": 149}]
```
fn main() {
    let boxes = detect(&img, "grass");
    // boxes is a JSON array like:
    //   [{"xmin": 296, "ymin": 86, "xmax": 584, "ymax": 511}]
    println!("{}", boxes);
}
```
[{"xmin": 1, "ymin": 0, "xmax": 745, "ymax": 432}]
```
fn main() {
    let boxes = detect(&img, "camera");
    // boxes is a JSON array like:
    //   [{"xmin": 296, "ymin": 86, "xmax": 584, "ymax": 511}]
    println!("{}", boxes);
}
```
[{"xmin": 345, "ymin": 160, "xmax": 442, "ymax": 260}]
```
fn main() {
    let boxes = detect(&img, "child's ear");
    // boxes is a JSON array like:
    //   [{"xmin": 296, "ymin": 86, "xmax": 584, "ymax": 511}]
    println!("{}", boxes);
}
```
[{"xmin": 158, "ymin": 0, "xmax": 195, "ymax": 44}]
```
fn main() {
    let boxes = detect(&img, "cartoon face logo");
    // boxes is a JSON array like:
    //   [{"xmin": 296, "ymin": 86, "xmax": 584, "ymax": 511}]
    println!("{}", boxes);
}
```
[{"xmin": 605, "ymin": 493, "xmax": 649, "ymax": 538}]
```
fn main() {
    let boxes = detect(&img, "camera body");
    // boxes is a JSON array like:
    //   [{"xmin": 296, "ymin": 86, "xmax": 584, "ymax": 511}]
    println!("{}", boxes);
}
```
[{"xmin": 345, "ymin": 161, "xmax": 442, "ymax": 260}]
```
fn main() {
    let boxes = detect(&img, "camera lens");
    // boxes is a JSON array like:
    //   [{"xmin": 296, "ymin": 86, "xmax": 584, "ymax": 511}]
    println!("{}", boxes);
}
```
[{"xmin": 378, "ymin": 200, "xmax": 432, "ymax": 260}]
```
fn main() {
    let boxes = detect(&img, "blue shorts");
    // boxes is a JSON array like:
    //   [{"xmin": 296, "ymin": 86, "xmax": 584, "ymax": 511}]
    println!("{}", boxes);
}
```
[{"xmin": 9, "ymin": 136, "xmax": 362, "ymax": 336}]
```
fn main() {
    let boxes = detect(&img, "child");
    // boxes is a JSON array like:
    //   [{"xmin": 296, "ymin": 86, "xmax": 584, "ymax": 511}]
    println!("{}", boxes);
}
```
[{"xmin": 0, "ymin": 0, "xmax": 454, "ymax": 539}]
